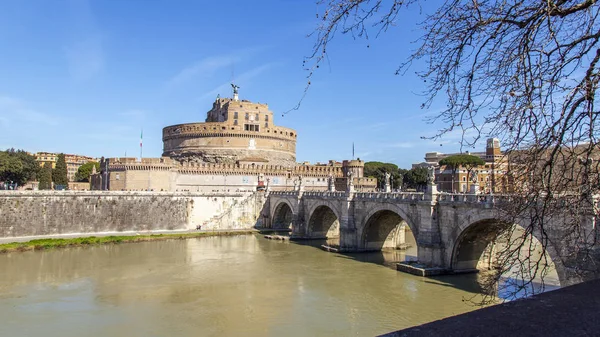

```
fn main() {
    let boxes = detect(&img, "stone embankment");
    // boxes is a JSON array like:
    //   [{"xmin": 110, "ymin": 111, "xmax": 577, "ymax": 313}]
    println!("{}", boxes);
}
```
[{"xmin": 0, "ymin": 191, "xmax": 266, "ymax": 238}]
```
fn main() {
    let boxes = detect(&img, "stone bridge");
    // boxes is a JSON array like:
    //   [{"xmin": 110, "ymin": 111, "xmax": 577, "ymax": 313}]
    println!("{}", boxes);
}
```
[{"xmin": 264, "ymin": 189, "xmax": 600, "ymax": 286}]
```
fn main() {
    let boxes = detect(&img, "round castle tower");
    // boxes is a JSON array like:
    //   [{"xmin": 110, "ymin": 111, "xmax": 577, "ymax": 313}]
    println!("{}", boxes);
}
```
[{"xmin": 162, "ymin": 85, "xmax": 297, "ymax": 166}]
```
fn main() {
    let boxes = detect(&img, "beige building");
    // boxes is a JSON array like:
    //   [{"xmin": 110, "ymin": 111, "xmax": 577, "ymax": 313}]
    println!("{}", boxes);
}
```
[
  {"xmin": 414, "ymin": 138, "xmax": 510, "ymax": 193},
  {"xmin": 93, "ymin": 87, "xmax": 377, "ymax": 192},
  {"xmin": 65, "ymin": 154, "xmax": 96, "ymax": 182},
  {"xmin": 35, "ymin": 152, "xmax": 58, "ymax": 169},
  {"xmin": 35, "ymin": 152, "xmax": 97, "ymax": 182}
]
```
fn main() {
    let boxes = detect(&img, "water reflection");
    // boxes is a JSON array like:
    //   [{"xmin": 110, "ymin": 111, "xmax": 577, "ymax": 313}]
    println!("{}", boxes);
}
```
[{"xmin": 0, "ymin": 234, "xmax": 485, "ymax": 336}]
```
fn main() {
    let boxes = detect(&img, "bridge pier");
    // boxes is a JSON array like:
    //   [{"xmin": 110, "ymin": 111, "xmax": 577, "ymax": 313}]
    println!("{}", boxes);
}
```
[{"xmin": 267, "ymin": 190, "xmax": 599, "ymax": 285}]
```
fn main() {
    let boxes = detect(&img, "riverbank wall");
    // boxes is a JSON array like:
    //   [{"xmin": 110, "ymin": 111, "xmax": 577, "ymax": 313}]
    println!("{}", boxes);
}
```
[{"xmin": 0, "ymin": 191, "xmax": 266, "ymax": 238}]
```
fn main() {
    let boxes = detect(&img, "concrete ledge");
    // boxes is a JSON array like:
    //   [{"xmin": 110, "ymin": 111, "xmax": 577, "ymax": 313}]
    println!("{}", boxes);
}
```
[
  {"xmin": 381, "ymin": 279, "xmax": 600, "ymax": 337},
  {"xmin": 320, "ymin": 245, "xmax": 339, "ymax": 253},
  {"xmin": 264, "ymin": 235, "xmax": 290, "ymax": 241},
  {"xmin": 396, "ymin": 262, "xmax": 448, "ymax": 277}
]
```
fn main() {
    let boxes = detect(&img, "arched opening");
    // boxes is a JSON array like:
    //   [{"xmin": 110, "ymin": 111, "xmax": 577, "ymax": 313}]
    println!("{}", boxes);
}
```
[
  {"xmin": 452, "ymin": 219, "xmax": 561, "ymax": 297},
  {"xmin": 272, "ymin": 202, "xmax": 294, "ymax": 230},
  {"xmin": 362, "ymin": 210, "xmax": 417, "ymax": 255},
  {"xmin": 307, "ymin": 205, "xmax": 340, "ymax": 239}
]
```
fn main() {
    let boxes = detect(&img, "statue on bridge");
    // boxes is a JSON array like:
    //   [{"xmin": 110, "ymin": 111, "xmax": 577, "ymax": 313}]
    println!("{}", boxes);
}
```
[
  {"xmin": 471, "ymin": 170, "xmax": 479, "ymax": 184},
  {"xmin": 427, "ymin": 166, "xmax": 436, "ymax": 185},
  {"xmin": 327, "ymin": 174, "xmax": 335, "ymax": 192},
  {"xmin": 346, "ymin": 171, "xmax": 354, "ymax": 193},
  {"xmin": 384, "ymin": 172, "xmax": 392, "ymax": 192}
]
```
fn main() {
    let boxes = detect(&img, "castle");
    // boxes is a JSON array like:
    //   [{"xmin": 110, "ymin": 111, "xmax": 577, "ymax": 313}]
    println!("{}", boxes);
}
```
[{"xmin": 92, "ymin": 86, "xmax": 376, "ymax": 192}]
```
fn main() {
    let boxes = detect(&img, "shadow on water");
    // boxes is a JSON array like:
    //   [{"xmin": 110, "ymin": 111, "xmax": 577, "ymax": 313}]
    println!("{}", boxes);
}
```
[
  {"xmin": 289, "ymin": 238, "xmax": 418, "ymax": 269},
  {"xmin": 258, "ymin": 233, "xmax": 559, "ymax": 298}
]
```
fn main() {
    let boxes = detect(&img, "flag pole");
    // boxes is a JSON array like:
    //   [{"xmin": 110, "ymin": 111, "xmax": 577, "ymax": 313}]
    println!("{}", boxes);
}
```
[{"xmin": 140, "ymin": 129, "xmax": 143, "ymax": 162}]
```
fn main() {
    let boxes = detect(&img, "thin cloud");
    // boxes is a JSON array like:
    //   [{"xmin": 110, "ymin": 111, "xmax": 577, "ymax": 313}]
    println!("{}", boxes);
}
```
[
  {"xmin": 365, "ymin": 122, "xmax": 388, "ymax": 130},
  {"xmin": 166, "ymin": 55, "xmax": 241, "ymax": 88},
  {"xmin": 198, "ymin": 62, "xmax": 280, "ymax": 101},
  {"xmin": 120, "ymin": 109, "xmax": 148, "ymax": 121},
  {"xmin": 166, "ymin": 47, "xmax": 267, "ymax": 88},
  {"xmin": 0, "ymin": 96, "xmax": 59, "ymax": 126},
  {"xmin": 387, "ymin": 142, "xmax": 415, "ymax": 148}
]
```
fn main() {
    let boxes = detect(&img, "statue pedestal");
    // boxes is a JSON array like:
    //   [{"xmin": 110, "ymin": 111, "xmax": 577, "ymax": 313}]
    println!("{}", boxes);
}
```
[
  {"xmin": 384, "ymin": 183, "xmax": 391, "ymax": 193},
  {"xmin": 470, "ymin": 184, "xmax": 480, "ymax": 194},
  {"xmin": 425, "ymin": 183, "xmax": 438, "ymax": 201}
]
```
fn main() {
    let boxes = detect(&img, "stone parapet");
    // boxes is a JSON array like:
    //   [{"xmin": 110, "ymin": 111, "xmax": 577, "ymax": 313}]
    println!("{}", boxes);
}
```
[
  {"xmin": 0, "ymin": 190, "xmax": 248, "ymax": 198},
  {"xmin": 163, "ymin": 122, "xmax": 297, "ymax": 142}
]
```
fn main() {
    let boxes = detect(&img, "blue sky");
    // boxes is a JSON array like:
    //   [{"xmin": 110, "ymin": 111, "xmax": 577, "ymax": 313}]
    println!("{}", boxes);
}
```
[{"xmin": 0, "ymin": 0, "xmax": 476, "ymax": 169}]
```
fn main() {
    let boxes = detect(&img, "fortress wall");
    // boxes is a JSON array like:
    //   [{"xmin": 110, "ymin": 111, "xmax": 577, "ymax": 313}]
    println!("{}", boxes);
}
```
[
  {"xmin": 0, "ymin": 191, "xmax": 265, "ymax": 238},
  {"xmin": 175, "ymin": 173, "xmax": 329, "ymax": 192},
  {"xmin": 162, "ymin": 133, "xmax": 296, "ymax": 166}
]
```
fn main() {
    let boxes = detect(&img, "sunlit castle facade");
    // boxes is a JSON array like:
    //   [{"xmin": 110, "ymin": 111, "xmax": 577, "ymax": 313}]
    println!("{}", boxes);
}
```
[
  {"xmin": 162, "ymin": 88, "xmax": 297, "ymax": 166},
  {"xmin": 93, "ymin": 85, "xmax": 377, "ymax": 192}
]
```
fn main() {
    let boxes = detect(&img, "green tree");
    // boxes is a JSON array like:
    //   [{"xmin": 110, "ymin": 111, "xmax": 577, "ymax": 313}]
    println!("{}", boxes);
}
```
[
  {"xmin": 403, "ymin": 167, "xmax": 428, "ymax": 191},
  {"xmin": 38, "ymin": 162, "xmax": 53, "ymax": 190},
  {"xmin": 397, "ymin": 168, "xmax": 408, "ymax": 190},
  {"xmin": 14, "ymin": 149, "xmax": 40, "ymax": 184},
  {"xmin": 74, "ymin": 161, "xmax": 100, "ymax": 182},
  {"xmin": 0, "ymin": 149, "xmax": 40, "ymax": 186},
  {"xmin": 439, "ymin": 154, "xmax": 485, "ymax": 192},
  {"xmin": 52, "ymin": 153, "xmax": 68, "ymax": 188},
  {"xmin": 364, "ymin": 161, "xmax": 402, "ymax": 190}
]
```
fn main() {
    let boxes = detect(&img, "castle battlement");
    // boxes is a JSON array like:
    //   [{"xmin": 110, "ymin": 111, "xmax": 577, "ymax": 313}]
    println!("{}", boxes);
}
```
[{"xmin": 162, "ymin": 92, "xmax": 297, "ymax": 166}]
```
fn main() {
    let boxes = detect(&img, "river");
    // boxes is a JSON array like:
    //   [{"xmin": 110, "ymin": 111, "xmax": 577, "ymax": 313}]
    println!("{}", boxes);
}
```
[{"xmin": 0, "ymin": 234, "xmax": 491, "ymax": 336}]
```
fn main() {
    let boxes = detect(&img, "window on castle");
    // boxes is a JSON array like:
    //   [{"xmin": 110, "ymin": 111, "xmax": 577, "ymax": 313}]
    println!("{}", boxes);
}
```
[
  {"xmin": 265, "ymin": 115, "xmax": 269, "ymax": 121},
  {"xmin": 234, "ymin": 120, "xmax": 238, "ymax": 125},
  {"xmin": 245, "ymin": 113, "xmax": 249, "ymax": 120},
  {"xmin": 255, "ymin": 113, "xmax": 259, "ymax": 120},
  {"xmin": 245, "ymin": 124, "xmax": 260, "ymax": 132},
  {"xmin": 234, "ymin": 112, "xmax": 238, "ymax": 119}
]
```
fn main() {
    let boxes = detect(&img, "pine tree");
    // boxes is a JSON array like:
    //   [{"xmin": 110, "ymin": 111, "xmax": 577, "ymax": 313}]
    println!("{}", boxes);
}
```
[
  {"xmin": 38, "ymin": 162, "xmax": 53, "ymax": 190},
  {"xmin": 52, "ymin": 153, "xmax": 68, "ymax": 188}
]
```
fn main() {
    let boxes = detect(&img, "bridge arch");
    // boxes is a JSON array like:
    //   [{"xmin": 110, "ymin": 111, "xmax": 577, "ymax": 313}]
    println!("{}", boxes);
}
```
[
  {"xmin": 358, "ymin": 204, "xmax": 418, "ymax": 252},
  {"xmin": 451, "ymin": 214, "xmax": 566, "ymax": 286},
  {"xmin": 307, "ymin": 204, "xmax": 341, "ymax": 239},
  {"xmin": 271, "ymin": 200, "xmax": 295, "ymax": 230}
]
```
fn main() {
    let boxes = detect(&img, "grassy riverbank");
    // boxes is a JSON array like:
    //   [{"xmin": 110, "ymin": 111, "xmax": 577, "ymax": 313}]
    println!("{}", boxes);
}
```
[{"xmin": 0, "ymin": 231, "xmax": 256, "ymax": 254}]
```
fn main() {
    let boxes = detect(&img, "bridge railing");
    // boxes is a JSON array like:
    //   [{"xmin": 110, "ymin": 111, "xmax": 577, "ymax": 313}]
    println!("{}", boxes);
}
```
[
  {"xmin": 354, "ymin": 192, "xmax": 425, "ymax": 201},
  {"xmin": 268, "ymin": 191, "xmax": 299, "ymax": 196},
  {"xmin": 302, "ymin": 191, "xmax": 347, "ymax": 198},
  {"xmin": 436, "ymin": 193, "xmax": 514, "ymax": 204}
]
